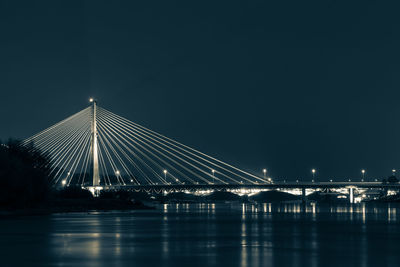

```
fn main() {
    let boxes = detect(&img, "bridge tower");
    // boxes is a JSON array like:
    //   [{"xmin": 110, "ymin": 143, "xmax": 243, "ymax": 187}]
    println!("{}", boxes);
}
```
[{"xmin": 90, "ymin": 98, "xmax": 100, "ymax": 186}]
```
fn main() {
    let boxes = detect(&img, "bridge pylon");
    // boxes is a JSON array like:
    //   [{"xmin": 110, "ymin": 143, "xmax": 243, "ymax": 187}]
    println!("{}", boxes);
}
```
[{"xmin": 90, "ymin": 98, "xmax": 100, "ymax": 187}]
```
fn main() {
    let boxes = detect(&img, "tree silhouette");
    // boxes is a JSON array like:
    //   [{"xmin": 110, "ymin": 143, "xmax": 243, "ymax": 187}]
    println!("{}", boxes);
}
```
[{"xmin": 0, "ymin": 140, "xmax": 52, "ymax": 208}]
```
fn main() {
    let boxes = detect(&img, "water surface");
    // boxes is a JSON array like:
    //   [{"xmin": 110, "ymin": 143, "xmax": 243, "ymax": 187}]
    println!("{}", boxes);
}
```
[{"xmin": 0, "ymin": 203, "xmax": 399, "ymax": 267}]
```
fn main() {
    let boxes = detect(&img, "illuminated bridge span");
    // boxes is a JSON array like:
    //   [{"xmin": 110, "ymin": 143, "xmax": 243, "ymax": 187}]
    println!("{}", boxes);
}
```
[{"xmin": 23, "ymin": 100, "xmax": 271, "ymax": 189}]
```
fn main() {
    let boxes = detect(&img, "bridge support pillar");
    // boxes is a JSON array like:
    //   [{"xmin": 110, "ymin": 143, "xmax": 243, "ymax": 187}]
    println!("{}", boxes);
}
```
[
  {"xmin": 301, "ymin": 188, "xmax": 306, "ymax": 203},
  {"xmin": 382, "ymin": 187, "xmax": 388, "ymax": 197},
  {"xmin": 349, "ymin": 188, "xmax": 354, "ymax": 204}
]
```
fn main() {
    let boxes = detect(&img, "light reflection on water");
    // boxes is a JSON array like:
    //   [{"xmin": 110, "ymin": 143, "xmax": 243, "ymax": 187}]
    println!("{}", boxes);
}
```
[{"xmin": 0, "ymin": 203, "xmax": 399, "ymax": 267}]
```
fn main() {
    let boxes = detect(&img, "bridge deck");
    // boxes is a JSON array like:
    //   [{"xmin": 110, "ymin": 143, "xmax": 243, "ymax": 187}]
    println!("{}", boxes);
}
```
[{"xmin": 95, "ymin": 182, "xmax": 400, "ymax": 192}]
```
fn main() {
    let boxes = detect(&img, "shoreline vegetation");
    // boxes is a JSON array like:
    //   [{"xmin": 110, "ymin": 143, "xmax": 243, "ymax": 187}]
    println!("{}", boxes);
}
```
[{"xmin": 1, "ymin": 139, "xmax": 400, "ymax": 217}]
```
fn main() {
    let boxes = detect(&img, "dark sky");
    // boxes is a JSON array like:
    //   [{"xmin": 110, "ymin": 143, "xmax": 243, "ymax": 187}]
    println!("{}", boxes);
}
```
[{"xmin": 1, "ymin": 0, "xmax": 400, "ymax": 181}]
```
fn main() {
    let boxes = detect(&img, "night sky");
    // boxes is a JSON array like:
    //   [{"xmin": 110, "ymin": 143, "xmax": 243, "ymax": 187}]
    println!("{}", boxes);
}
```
[{"xmin": 1, "ymin": 0, "xmax": 400, "ymax": 181}]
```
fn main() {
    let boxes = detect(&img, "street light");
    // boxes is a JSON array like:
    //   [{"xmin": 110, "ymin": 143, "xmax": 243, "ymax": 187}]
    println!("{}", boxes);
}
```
[
  {"xmin": 62, "ymin": 180, "xmax": 66, "ymax": 186},
  {"xmin": 115, "ymin": 170, "xmax": 120, "ymax": 176},
  {"xmin": 263, "ymin": 169, "xmax": 267, "ymax": 179},
  {"xmin": 163, "ymin": 169, "xmax": 167, "ymax": 179},
  {"xmin": 392, "ymin": 169, "xmax": 396, "ymax": 176},
  {"xmin": 212, "ymin": 169, "xmax": 215, "ymax": 184},
  {"xmin": 361, "ymin": 169, "xmax": 365, "ymax": 181},
  {"xmin": 89, "ymin": 98, "xmax": 94, "ymax": 103},
  {"xmin": 311, "ymin": 169, "xmax": 316, "ymax": 180}
]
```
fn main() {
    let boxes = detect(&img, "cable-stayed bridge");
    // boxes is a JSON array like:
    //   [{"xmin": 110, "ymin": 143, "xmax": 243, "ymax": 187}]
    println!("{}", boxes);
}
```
[
  {"xmin": 23, "ymin": 99, "xmax": 271, "ymax": 191},
  {"xmin": 22, "ymin": 99, "xmax": 399, "ymax": 202}
]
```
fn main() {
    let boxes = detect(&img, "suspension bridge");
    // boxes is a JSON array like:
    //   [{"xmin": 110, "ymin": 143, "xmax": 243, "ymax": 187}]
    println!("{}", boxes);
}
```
[{"xmin": 22, "ymin": 99, "xmax": 399, "ymax": 202}]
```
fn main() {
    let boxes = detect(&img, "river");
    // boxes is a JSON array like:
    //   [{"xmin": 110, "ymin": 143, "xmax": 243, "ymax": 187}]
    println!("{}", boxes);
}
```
[{"xmin": 0, "ymin": 203, "xmax": 399, "ymax": 267}]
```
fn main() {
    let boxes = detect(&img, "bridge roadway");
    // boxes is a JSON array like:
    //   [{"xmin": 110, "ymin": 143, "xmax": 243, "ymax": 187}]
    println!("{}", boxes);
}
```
[{"xmin": 100, "ymin": 181, "xmax": 400, "ymax": 193}]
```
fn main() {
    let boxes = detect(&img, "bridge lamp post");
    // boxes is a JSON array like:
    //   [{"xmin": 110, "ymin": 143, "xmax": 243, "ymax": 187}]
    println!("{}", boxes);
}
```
[
  {"xmin": 361, "ymin": 169, "xmax": 365, "ymax": 182},
  {"xmin": 62, "ymin": 180, "xmax": 67, "ymax": 186},
  {"xmin": 163, "ymin": 169, "xmax": 167, "ymax": 180},
  {"xmin": 212, "ymin": 169, "xmax": 215, "ymax": 184},
  {"xmin": 263, "ymin": 169, "xmax": 267, "ymax": 180},
  {"xmin": 311, "ymin": 169, "xmax": 316, "ymax": 181},
  {"xmin": 115, "ymin": 170, "xmax": 121, "ymax": 184},
  {"xmin": 392, "ymin": 169, "xmax": 396, "ymax": 176}
]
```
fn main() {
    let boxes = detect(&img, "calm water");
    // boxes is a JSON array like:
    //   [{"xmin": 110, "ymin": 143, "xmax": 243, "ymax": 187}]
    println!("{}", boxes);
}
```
[{"xmin": 0, "ymin": 203, "xmax": 399, "ymax": 267}]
